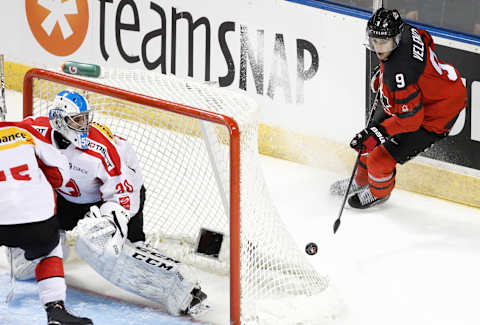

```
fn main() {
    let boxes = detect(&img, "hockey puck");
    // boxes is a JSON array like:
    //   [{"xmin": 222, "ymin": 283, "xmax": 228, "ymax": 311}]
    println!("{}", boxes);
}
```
[{"xmin": 305, "ymin": 242, "xmax": 318, "ymax": 255}]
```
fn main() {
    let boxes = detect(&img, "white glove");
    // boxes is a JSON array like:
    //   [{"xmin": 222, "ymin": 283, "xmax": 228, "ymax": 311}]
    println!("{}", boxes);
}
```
[{"xmin": 85, "ymin": 202, "xmax": 130, "ymax": 257}]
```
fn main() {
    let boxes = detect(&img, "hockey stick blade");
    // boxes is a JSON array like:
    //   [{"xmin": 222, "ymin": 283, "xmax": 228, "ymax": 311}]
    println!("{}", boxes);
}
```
[
  {"xmin": 333, "ymin": 218, "xmax": 341, "ymax": 234},
  {"xmin": 332, "ymin": 151, "xmax": 361, "ymax": 234}
]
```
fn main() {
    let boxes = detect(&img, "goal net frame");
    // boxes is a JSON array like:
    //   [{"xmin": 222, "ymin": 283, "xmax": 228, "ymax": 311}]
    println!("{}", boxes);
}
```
[{"xmin": 23, "ymin": 68, "xmax": 243, "ymax": 323}]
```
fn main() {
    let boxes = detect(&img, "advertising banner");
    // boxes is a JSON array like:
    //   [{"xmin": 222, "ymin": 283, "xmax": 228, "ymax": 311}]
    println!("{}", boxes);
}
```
[{"xmin": 2, "ymin": 0, "xmax": 367, "ymax": 144}]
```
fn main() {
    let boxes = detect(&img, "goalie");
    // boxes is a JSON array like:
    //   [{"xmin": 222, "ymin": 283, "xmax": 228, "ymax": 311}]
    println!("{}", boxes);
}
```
[{"xmin": 12, "ymin": 90, "xmax": 208, "ymax": 317}]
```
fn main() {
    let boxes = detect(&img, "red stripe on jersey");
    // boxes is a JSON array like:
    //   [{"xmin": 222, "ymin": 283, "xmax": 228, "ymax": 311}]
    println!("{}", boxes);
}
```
[
  {"xmin": 37, "ymin": 157, "xmax": 64, "ymax": 188},
  {"xmin": 21, "ymin": 117, "xmax": 54, "ymax": 144},
  {"xmin": 83, "ymin": 125, "xmax": 122, "ymax": 177},
  {"xmin": 380, "ymin": 82, "xmax": 425, "ymax": 136},
  {"xmin": 35, "ymin": 256, "xmax": 64, "ymax": 281}
]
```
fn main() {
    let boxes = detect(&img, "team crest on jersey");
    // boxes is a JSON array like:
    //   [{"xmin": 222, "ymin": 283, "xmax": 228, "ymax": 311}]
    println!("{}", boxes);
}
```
[
  {"xmin": 119, "ymin": 195, "xmax": 131, "ymax": 210},
  {"xmin": 86, "ymin": 138, "xmax": 115, "ymax": 171}
]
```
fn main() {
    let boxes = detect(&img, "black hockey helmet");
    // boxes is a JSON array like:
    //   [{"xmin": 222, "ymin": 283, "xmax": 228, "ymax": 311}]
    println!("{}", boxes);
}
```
[{"xmin": 365, "ymin": 8, "xmax": 404, "ymax": 52}]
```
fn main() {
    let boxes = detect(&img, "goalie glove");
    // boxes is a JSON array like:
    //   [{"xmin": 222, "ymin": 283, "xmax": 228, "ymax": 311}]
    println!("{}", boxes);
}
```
[
  {"xmin": 350, "ymin": 124, "xmax": 388, "ymax": 154},
  {"xmin": 85, "ymin": 202, "xmax": 130, "ymax": 257}
]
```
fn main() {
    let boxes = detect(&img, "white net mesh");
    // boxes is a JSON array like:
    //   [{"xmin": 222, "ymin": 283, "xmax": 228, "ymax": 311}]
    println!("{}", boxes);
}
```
[{"xmin": 26, "ymin": 69, "xmax": 340, "ymax": 324}]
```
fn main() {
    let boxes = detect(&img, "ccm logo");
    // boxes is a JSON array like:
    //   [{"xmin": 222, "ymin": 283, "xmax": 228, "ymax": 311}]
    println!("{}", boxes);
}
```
[{"xmin": 132, "ymin": 253, "xmax": 174, "ymax": 271}]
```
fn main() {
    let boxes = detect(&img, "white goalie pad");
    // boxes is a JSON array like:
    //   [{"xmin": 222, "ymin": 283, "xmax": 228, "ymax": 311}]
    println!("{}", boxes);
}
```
[{"xmin": 75, "ymin": 217, "xmax": 201, "ymax": 315}]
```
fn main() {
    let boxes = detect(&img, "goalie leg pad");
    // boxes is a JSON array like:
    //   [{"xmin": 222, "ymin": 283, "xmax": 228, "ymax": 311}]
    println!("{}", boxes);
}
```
[{"xmin": 75, "ymin": 218, "xmax": 201, "ymax": 315}]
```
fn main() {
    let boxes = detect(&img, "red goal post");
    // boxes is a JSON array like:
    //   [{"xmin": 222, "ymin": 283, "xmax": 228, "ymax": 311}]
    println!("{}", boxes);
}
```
[{"xmin": 23, "ymin": 68, "xmax": 242, "ymax": 324}]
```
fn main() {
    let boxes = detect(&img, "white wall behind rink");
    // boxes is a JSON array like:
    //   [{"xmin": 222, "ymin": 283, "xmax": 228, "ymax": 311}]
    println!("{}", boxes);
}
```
[{"xmin": 0, "ymin": 0, "xmax": 367, "ymax": 144}]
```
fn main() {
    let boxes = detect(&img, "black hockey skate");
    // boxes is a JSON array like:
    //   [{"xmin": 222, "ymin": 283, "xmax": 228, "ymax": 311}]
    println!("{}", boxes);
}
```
[
  {"xmin": 182, "ymin": 287, "xmax": 210, "ymax": 317},
  {"xmin": 348, "ymin": 187, "xmax": 390, "ymax": 209},
  {"xmin": 45, "ymin": 301, "xmax": 93, "ymax": 325}
]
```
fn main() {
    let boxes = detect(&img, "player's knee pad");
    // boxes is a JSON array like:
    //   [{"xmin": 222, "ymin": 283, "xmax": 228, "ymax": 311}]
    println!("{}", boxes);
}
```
[
  {"xmin": 7, "ymin": 234, "xmax": 66, "ymax": 281},
  {"xmin": 355, "ymin": 154, "xmax": 369, "ymax": 185},
  {"xmin": 6, "ymin": 247, "xmax": 37, "ymax": 280},
  {"xmin": 367, "ymin": 146, "xmax": 397, "ymax": 197},
  {"xmin": 367, "ymin": 146, "xmax": 396, "ymax": 174}
]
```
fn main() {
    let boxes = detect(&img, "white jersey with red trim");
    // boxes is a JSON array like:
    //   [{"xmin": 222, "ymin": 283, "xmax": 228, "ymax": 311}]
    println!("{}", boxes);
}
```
[
  {"xmin": 0, "ymin": 121, "xmax": 69, "ymax": 225},
  {"xmin": 24, "ymin": 116, "xmax": 144, "ymax": 215}
]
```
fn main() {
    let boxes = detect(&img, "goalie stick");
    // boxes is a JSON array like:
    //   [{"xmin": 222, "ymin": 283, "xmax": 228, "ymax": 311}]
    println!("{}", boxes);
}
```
[{"xmin": 0, "ymin": 55, "xmax": 6, "ymax": 121}]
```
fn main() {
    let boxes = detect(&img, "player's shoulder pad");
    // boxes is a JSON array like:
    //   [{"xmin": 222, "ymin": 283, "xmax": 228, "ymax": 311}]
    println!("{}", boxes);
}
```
[
  {"xmin": 85, "ymin": 122, "xmax": 122, "ymax": 176},
  {"xmin": 0, "ymin": 120, "xmax": 48, "ymax": 145},
  {"xmin": 382, "ymin": 24, "xmax": 427, "ymax": 91},
  {"xmin": 22, "ymin": 116, "xmax": 53, "ymax": 142},
  {"xmin": 91, "ymin": 122, "xmax": 115, "ymax": 142}
]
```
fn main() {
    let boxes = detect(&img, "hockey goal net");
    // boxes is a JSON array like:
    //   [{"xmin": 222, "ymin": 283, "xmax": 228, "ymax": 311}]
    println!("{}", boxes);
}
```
[{"xmin": 23, "ymin": 68, "xmax": 340, "ymax": 324}]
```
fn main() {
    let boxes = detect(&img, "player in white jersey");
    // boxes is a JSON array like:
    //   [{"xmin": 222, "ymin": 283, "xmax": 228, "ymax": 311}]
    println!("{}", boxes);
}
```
[
  {"xmin": 20, "ymin": 90, "xmax": 208, "ymax": 317},
  {"xmin": 0, "ymin": 120, "xmax": 93, "ymax": 325}
]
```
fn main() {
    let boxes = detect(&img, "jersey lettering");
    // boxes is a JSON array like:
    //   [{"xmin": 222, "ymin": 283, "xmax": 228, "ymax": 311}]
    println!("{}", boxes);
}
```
[
  {"xmin": 86, "ymin": 139, "xmax": 115, "ymax": 171},
  {"xmin": 33, "ymin": 126, "xmax": 49, "ymax": 137},
  {"xmin": 411, "ymin": 28, "xmax": 424, "ymax": 61},
  {"xmin": 11, "ymin": 164, "xmax": 32, "ymax": 181},
  {"xmin": 395, "ymin": 74, "xmax": 405, "ymax": 88},
  {"xmin": 0, "ymin": 164, "xmax": 32, "ymax": 182},
  {"xmin": 430, "ymin": 49, "xmax": 458, "ymax": 81},
  {"xmin": 116, "ymin": 180, "xmax": 134, "ymax": 194},
  {"xmin": 0, "ymin": 128, "xmax": 35, "ymax": 150}
]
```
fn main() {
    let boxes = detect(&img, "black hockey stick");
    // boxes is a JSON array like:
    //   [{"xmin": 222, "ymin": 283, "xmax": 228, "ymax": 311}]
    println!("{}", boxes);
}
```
[{"xmin": 333, "ymin": 90, "xmax": 380, "ymax": 234}]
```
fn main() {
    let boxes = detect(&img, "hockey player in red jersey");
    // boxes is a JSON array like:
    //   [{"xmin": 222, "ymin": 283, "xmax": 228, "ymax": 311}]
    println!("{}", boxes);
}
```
[
  {"xmin": 17, "ymin": 90, "xmax": 208, "ymax": 317},
  {"xmin": 0, "ymin": 120, "xmax": 93, "ymax": 325},
  {"xmin": 331, "ymin": 8, "xmax": 466, "ymax": 208}
]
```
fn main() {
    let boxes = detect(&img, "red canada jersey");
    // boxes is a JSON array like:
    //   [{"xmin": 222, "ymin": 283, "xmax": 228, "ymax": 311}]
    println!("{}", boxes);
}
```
[{"xmin": 378, "ymin": 24, "xmax": 466, "ymax": 136}]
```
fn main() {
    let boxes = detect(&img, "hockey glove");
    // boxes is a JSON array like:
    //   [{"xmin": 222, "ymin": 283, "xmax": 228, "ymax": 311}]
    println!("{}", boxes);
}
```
[
  {"xmin": 350, "ymin": 124, "xmax": 388, "ymax": 154},
  {"xmin": 84, "ymin": 202, "xmax": 130, "ymax": 257},
  {"xmin": 370, "ymin": 65, "xmax": 381, "ymax": 93}
]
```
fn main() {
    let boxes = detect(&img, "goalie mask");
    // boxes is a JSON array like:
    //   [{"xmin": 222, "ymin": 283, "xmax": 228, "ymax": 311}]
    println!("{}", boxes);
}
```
[
  {"xmin": 365, "ymin": 8, "xmax": 404, "ymax": 54},
  {"xmin": 49, "ymin": 90, "xmax": 93, "ymax": 149}
]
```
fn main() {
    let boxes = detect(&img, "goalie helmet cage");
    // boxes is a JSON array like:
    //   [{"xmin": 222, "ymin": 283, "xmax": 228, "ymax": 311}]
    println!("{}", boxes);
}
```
[{"xmin": 23, "ymin": 68, "xmax": 339, "ymax": 324}]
